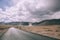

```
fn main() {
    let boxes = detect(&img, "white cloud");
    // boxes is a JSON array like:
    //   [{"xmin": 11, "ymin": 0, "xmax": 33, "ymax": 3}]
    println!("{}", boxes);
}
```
[
  {"xmin": 0, "ymin": 0, "xmax": 60, "ymax": 22},
  {"xmin": 51, "ymin": 11, "xmax": 60, "ymax": 19},
  {"xmin": 0, "ymin": 0, "xmax": 32, "ymax": 22}
]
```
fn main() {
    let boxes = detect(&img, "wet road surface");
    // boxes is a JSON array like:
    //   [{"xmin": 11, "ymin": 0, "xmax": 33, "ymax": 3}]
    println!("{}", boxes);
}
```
[{"xmin": 0, "ymin": 27, "xmax": 59, "ymax": 40}]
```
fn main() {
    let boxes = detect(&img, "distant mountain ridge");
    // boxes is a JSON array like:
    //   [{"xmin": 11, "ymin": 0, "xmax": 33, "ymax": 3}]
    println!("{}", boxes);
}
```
[
  {"xmin": 32, "ymin": 19, "xmax": 60, "ymax": 25},
  {"xmin": 0, "ymin": 19, "xmax": 60, "ymax": 26},
  {"xmin": 0, "ymin": 22, "xmax": 29, "ymax": 25}
]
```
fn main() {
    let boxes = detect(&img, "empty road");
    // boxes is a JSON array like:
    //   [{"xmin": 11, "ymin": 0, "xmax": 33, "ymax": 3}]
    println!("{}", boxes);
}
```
[{"xmin": 0, "ymin": 27, "xmax": 59, "ymax": 40}]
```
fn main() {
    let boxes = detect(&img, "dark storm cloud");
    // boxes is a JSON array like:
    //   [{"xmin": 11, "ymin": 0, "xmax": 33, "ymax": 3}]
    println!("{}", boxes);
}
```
[
  {"xmin": 50, "ymin": 0, "xmax": 60, "ymax": 12},
  {"xmin": 0, "ymin": 0, "xmax": 60, "ymax": 22},
  {"xmin": 23, "ymin": 0, "xmax": 60, "ymax": 22}
]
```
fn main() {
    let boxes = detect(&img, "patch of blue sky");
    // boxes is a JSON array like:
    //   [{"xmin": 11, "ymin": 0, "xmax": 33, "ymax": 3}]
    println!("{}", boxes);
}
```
[{"xmin": 0, "ymin": 0, "xmax": 13, "ymax": 11}]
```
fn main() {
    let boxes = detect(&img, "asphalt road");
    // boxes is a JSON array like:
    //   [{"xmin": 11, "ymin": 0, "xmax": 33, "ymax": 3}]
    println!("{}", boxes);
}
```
[{"xmin": 0, "ymin": 27, "xmax": 59, "ymax": 40}]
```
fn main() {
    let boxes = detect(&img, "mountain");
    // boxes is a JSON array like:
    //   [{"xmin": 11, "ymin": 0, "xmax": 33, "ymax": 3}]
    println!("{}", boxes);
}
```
[
  {"xmin": 0, "ymin": 22, "xmax": 29, "ymax": 26},
  {"xmin": 32, "ymin": 19, "xmax": 60, "ymax": 25},
  {"xmin": 0, "ymin": 22, "xmax": 5, "ymax": 24},
  {"xmin": 0, "ymin": 19, "xmax": 60, "ymax": 26},
  {"xmin": 5, "ymin": 22, "xmax": 29, "ymax": 25}
]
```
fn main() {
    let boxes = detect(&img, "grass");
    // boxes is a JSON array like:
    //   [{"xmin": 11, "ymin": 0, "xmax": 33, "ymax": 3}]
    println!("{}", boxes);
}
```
[
  {"xmin": 19, "ymin": 25, "xmax": 60, "ymax": 39},
  {"xmin": 0, "ymin": 25, "xmax": 60, "ymax": 39}
]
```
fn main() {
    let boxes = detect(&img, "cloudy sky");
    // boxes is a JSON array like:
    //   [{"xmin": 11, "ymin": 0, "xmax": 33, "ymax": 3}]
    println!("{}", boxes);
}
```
[{"xmin": 0, "ymin": 0, "xmax": 60, "ymax": 22}]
